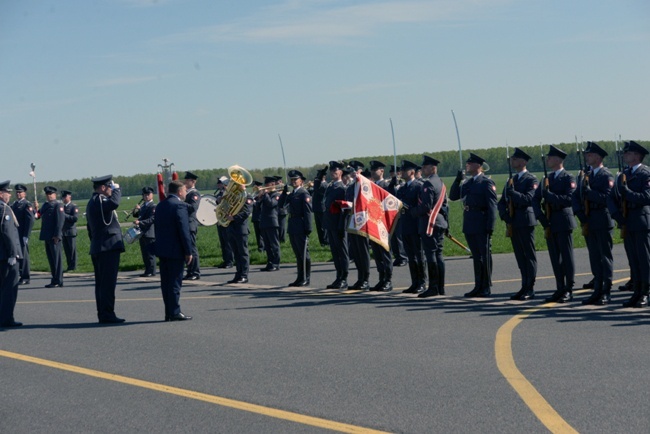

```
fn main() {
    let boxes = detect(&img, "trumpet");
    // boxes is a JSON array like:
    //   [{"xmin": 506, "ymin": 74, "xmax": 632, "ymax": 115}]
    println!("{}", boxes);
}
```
[
  {"xmin": 123, "ymin": 199, "xmax": 145, "ymax": 221},
  {"xmin": 252, "ymin": 185, "xmax": 278, "ymax": 198}
]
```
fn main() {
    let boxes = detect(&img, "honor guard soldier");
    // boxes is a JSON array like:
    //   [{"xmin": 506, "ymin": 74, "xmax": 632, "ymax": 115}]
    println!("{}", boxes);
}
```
[
  {"xmin": 275, "ymin": 176, "xmax": 289, "ymax": 243},
  {"xmin": 450, "ymin": 153, "xmax": 498, "ymax": 297},
  {"xmin": 413, "ymin": 156, "xmax": 449, "ymax": 297},
  {"xmin": 324, "ymin": 160, "xmax": 349, "ymax": 289},
  {"xmin": 86, "ymin": 175, "xmax": 125, "ymax": 323},
  {"xmin": 498, "ymin": 147, "xmax": 539, "ymax": 300},
  {"xmin": 182, "ymin": 171, "xmax": 201, "ymax": 280},
  {"xmin": 572, "ymin": 142, "xmax": 614, "ymax": 305},
  {"xmin": 259, "ymin": 176, "xmax": 282, "ymax": 271},
  {"xmin": 400, "ymin": 159, "xmax": 426, "ymax": 294},
  {"xmin": 11, "ymin": 184, "xmax": 34, "ymax": 285},
  {"xmin": 345, "ymin": 161, "xmax": 371, "ymax": 290},
  {"xmin": 387, "ymin": 164, "xmax": 408, "ymax": 267},
  {"xmin": 0, "ymin": 180, "xmax": 23, "ymax": 327},
  {"xmin": 312, "ymin": 166, "xmax": 329, "ymax": 247},
  {"xmin": 61, "ymin": 190, "xmax": 79, "ymax": 272},
  {"xmin": 609, "ymin": 141, "xmax": 650, "ymax": 307},
  {"xmin": 134, "ymin": 186, "xmax": 157, "ymax": 277},
  {"xmin": 226, "ymin": 185, "xmax": 253, "ymax": 284},
  {"xmin": 35, "ymin": 186, "xmax": 65, "ymax": 288},
  {"xmin": 215, "ymin": 176, "xmax": 234, "ymax": 268},
  {"xmin": 251, "ymin": 180, "xmax": 265, "ymax": 252},
  {"xmin": 534, "ymin": 146, "xmax": 577, "ymax": 303},
  {"xmin": 278, "ymin": 170, "xmax": 313, "ymax": 286},
  {"xmin": 154, "ymin": 180, "xmax": 193, "ymax": 321},
  {"xmin": 366, "ymin": 161, "xmax": 395, "ymax": 292}
]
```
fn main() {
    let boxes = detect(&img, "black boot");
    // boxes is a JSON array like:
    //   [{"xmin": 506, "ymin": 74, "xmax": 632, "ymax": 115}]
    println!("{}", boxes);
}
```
[
  {"xmin": 289, "ymin": 262, "xmax": 305, "ymax": 287},
  {"xmin": 545, "ymin": 288, "xmax": 566, "ymax": 303},
  {"xmin": 582, "ymin": 277, "xmax": 595, "ymax": 289},
  {"xmin": 582, "ymin": 280, "xmax": 602, "ymax": 305},
  {"xmin": 437, "ymin": 259, "xmax": 445, "ymax": 295},
  {"xmin": 326, "ymin": 274, "xmax": 342, "ymax": 289},
  {"xmin": 510, "ymin": 287, "xmax": 528, "ymax": 300},
  {"xmin": 596, "ymin": 280, "xmax": 611, "ymax": 305},
  {"xmin": 418, "ymin": 263, "xmax": 439, "ymax": 298},
  {"xmin": 403, "ymin": 263, "xmax": 420, "ymax": 293},
  {"xmin": 293, "ymin": 260, "xmax": 310, "ymax": 287},
  {"xmin": 622, "ymin": 282, "xmax": 645, "ymax": 307},
  {"xmin": 379, "ymin": 277, "xmax": 393, "ymax": 292},
  {"xmin": 371, "ymin": 272, "xmax": 385, "ymax": 291},
  {"xmin": 619, "ymin": 279, "xmax": 634, "ymax": 292}
]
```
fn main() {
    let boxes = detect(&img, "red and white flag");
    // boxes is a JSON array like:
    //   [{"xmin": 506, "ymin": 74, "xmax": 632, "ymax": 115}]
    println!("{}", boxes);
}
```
[
  {"xmin": 347, "ymin": 174, "xmax": 402, "ymax": 251},
  {"xmin": 426, "ymin": 183, "xmax": 447, "ymax": 237}
]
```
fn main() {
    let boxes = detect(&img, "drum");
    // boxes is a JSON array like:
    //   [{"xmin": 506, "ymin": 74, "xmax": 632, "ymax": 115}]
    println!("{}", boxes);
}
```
[
  {"xmin": 124, "ymin": 226, "xmax": 142, "ymax": 244},
  {"xmin": 197, "ymin": 194, "xmax": 218, "ymax": 226}
]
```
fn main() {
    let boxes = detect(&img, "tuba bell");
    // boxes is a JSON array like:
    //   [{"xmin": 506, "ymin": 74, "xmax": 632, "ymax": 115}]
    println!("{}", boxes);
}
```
[{"xmin": 216, "ymin": 165, "xmax": 253, "ymax": 227}]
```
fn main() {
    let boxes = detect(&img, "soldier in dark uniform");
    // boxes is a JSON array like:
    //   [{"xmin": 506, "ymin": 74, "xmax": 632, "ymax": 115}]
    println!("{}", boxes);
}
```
[
  {"xmin": 388, "ymin": 164, "xmax": 408, "ymax": 267},
  {"xmin": 275, "ymin": 176, "xmax": 288, "ymax": 243},
  {"xmin": 154, "ymin": 180, "xmax": 193, "ymax": 321},
  {"xmin": 35, "ymin": 186, "xmax": 65, "ymax": 288},
  {"xmin": 259, "ymin": 176, "xmax": 282, "ymax": 271},
  {"xmin": 11, "ymin": 184, "xmax": 34, "ymax": 285},
  {"xmin": 323, "ymin": 160, "xmax": 349, "ymax": 289},
  {"xmin": 61, "ymin": 190, "xmax": 79, "ymax": 272},
  {"xmin": 344, "ymin": 161, "xmax": 371, "ymax": 290},
  {"xmin": 609, "ymin": 141, "xmax": 650, "ymax": 307},
  {"xmin": 182, "ymin": 171, "xmax": 201, "ymax": 280},
  {"xmin": 312, "ymin": 166, "xmax": 329, "ymax": 247},
  {"xmin": 450, "ymin": 153, "xmax": 498, "ymax": 297},
  {"xmin": 572, "ymin": 142, "xmax": 614, "ymax": 305},
  {"xmin": 534, "ymin": 146, "xmax": 577, "ymax": 303},
  {"xmin": 498, "ymin": 147, "xmax": 539, "ymax": 300},
  {"xmin": 134, "ymin": 186, "xmax": 157, "ymax": 277},
  {"xmin": 226, "ymin": 186, "xmax": 253, "ymax": 284},
  {"xmin": 215, "ymin": 176, "xmax": 234, "ymax": 268},
  {"xmin": 86, "ymin": 175, "xmax": 125, "ymax": 323},
  {"xmin": 400, "ymin": 159, "xmax": 426, "ymax": 294},
  {"xmin": 0, "ymin": 180, "xmax": 23, "ymax": 327},
  {"xmin": 251, "ymin": 180, "xmax": 265, "ymax": 252},
  {"xmin": 413, "ymin": 156, "xmax": 449, "ymax": 297},
  {"xmin": 279, "ymin": 170, "xmax": 313, "ymax": 286}
]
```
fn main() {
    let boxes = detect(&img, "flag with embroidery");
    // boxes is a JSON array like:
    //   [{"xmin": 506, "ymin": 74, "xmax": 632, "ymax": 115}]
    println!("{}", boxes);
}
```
[{"xmin": 347, "ymin": 174, "xmax": 402, "ymax": 251}]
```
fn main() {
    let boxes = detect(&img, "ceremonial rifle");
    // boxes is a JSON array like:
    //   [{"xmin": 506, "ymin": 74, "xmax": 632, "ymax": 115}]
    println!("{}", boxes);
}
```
[
  {"xmin": 505, "ymin": 142, "xmax": 514, "ymax": 238},
  {"xmin": 29, "ymin": 163, "xmax": 37, "ymax": 204},
  {"xmin": 577, "ymin": 140, "xmax": 590, "ymax": 236},
  {"xmin": 615, "ymin": 136, "xmax": 627, "ymax": 239},
  {"xmin": 540, "ymin": 143, "xmax": 551, "ymax": 239}
]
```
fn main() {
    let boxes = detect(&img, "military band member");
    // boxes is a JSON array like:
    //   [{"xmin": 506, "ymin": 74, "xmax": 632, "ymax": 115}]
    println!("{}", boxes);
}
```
[
  {"xmin": 498, "ymin": 148, "xmax": 539, "ymax": 300},
  {"xmin": 388, "ymin": 164, "xmax": 408, "ymax": 267},
  {"xmin": 134, "ymin": 186, "xmax": 157, "ymax": 277},
  {"xmin": 573, "ymin": 142, "xmax": 614, "ymax": 305},
  {"xmin": 0, "ymin": 180, "xmax": 22, "ymax": 327},
  {"xmin": 86, "ymin": 175, "xmax": 125, "ymax": 323},
  {"xmin": 226, "ymin": 186, "xmax": 253, "ymax": 284},
  {"xmin": 275, "ymin": 176, "xmax": 288, "ymax": 244},
  {"xmin": 278, "ymin": 170, "xmax": 313, "ymax": 286},
  {"xmin": 35, "ymin": 186, "xmax": 65, "ymax": 288},
  {"xmin": 183, "ymin": 171, "xmax": 201, "ymax": 280},
  {"xmin": 534, "ymin": 146, "xmax": 577, "ymax": 303},
  {"xmin": 345, "ymin": 161, "xmax": 371, "ymax": 290},
  {"xmin": 251, "ymin": 180, "xmax": 265, "ymax": 252},
  {"xmin": 259, "ymin": 176, "xmax": 281, "ymax": 271},
  {"xmin": 61, "ymin": 190, "xmax": 79, "ymax": 272},
  {"xmin": 11, "ymin": 184, "xmax": 34, "ymax": 285},
  {"xmin": 215, "ymin": 176, "xmax": 234, "ymax": 268},
  {"xmin": 312, "ymin": 166, "xmax": 329, "ymax": 247},
  {"xmin": 609, "ymin": 141, "xmax": 650, "ymax": 308},
  {"xmin": 450, "ymin": 153, "xmax": 498, "ymax": 297},
  {"xmin": 324, "ymin": 161, "xmax": 349, "ymax": 289}
]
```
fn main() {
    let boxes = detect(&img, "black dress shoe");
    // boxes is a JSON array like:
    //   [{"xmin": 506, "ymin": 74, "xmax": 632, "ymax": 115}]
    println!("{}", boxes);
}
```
[
  {"xmin": 582, "ymin": 279, "xmax": 595, "ymax": 289},
  {"xmin": 139, "ymin": 273, "xmax": 155, "ymax": 277},
  {"xmin": 45, "ymin": 283, "xmax": 63, "ymax": 288},
  {"xmin": 184, "ymin": 275, "xmax": 200, "ymax": 281},
  {"xmin": 417, "ymin": 288, "xmax": 439, "ymax": 298},
  {"xmin": 218, "ymin": 263, "xmax": 234, "ymax": 269},
  {"xmin": 1, "ymin": 321, "xmax": 23, "ymax": 327},
  {"xmin": 261, "ymin": 266, "xmax": 279, "ymax": 272},
  {"xmin": 169, "ymin": 313, "xmax": 192, "ymax": 321},
  {"xmin": 618, "ymin": 280, "xmax": 634, "ymax": 291},
  {"xmin": 474, "ymin": 289, "xmax": 491, "ymax": 298},
  {"xmin": 378, "ymin": 281, "xmax": 393, "ymax": 292},
  {"xmin": 326, "ymin": 279, "xmax": 342, "ymax": 289},
  {"xmin": 228, "ymin": 277, "xmax": 248, "ymax": 284},
  {"xmin": 98, "ymin": 317, "xmax": 125, "ymax": 324},
  {"xmin": 464, "ymin": 287, "xmax": 481, "ymax": 297},
  {"xmin": 329, "ymin": 280, "xmax": 348, "ymax": 290},
  {"xmin": 19, "ymin": 279, "xmax": 30, "ymax": 285},
  {"xmin": 292, "ymin": 279, "xmax": 310, "ymax": 287},
  {"xmin": 392, "ymin": 260, "xmax": 407, "ymax": 267}
]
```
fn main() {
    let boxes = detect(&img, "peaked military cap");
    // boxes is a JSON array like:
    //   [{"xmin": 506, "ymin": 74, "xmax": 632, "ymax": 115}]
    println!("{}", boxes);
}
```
[
  {"xmin": 253, "ymin": 180, "xmax": 263, "ymax": 187},
  {"xmin": 184, "ymin": 171, "xmax": 198, "ymax": 180},
  {"xmin": 142, "ymin": 187, "xmax": 154, "ymax": 194},
  {"xmin": 273, "ymin": 176, "xmax": 283, "ymax": 182},
  {"xmin": 584, "ymin": 141, "xmax": 608, "ymax": 158},
  {"xmin": 329, "ymin": 160, "xmax": 345, "ymax": 170},
  {"xmin": 92, "ymin": 174, "xmax": 113, "ymax": 188},
  {"xmin": 547, "ymin": 145, "xmax": 567, "ymax": 159},
  {"xmin": 361, "ymin": 169, "xmax": 371, "ymax": 178},
  {"xmin": 401, "ymin": 159, "xmax": 418, "ymax": 171},
  {"xmin": 263, "ymin": 176, "xmax": 276, "ymax": 185},
  {"xmin": 369, "ymin": 160, "xmax": 386, "ymax": 170},
  {"xmin": 421, "ymin": 155, "xmax": 440, "ymax": 166},
  {"xmin": 342, "ymin": 166, "xmax": 355, "ymax": 176},
  {"xmin": 0, "ymin": 180, "xmax": 12, "ymax": 192},
  {"xmin": 512, "ymin": 147, "xmax": 531, "ymax": 161},
  {"xmin": 44, "ymin": 185, "xmax": 57, "ymax": 194},
  {"xmin": 389, "ymin": 165, "xmax": 400, "ymax": 173},
  {"xmin": 288, "ymin": 170, "xmax": 306, "ymax": 180},
  {"xmin": 623, "ymin": 140, "xmax": 648, "ymax": 155},
  {"xmin": 61, "ymin": 190, "xmax": 72, "ymax": 197},
  {"xmin": 14, "ymin": 184, "xmax": 27, "ymax": 192},
  {"xmin": 347, "ymin": 160, "xmax": 365, "ymax": 170},
  {"xmin": 466, "ymin": 153, "xmax": 486, "ymax": 165}
]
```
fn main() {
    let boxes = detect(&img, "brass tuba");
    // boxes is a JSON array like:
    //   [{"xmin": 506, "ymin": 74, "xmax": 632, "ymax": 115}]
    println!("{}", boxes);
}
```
[{"xmin": 216, "ymin": 165, "xmax": 253, "ymax": 227}]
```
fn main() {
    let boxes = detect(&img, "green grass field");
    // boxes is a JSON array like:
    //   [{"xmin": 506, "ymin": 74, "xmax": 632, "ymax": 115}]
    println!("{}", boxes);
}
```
[{"xmin": 27, "ymin": 174, "xmax": 616, "ymax": 274}]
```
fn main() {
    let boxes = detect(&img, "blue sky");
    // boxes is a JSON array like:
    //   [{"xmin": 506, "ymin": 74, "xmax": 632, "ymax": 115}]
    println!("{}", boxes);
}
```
[{"xmin": 1, "ymin": 0, "xmax": 648, "ymax": 184}]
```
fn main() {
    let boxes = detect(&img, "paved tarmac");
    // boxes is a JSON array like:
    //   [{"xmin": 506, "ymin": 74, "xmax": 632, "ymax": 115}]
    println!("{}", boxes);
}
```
[{"xmin": 1, "ymin": 243, "xmax": 648, "ymax": 433}]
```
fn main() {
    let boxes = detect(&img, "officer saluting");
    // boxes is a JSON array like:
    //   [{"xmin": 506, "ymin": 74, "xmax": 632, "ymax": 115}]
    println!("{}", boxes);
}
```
[
  {"xmin": 183, "ymin": 171, "xmax": 201, "ymax": 280},
  {"xmin": 278, "ymin": 170, "xmax": 313, "ymax": 286},
  {"xmin": 0, "ymin": 180, "xmax": 23, "ymax": 327},
  {"xmin": 449, "ymin": 153, "xmax": 498, "ymax": 297},
  {"xmin": 35, "ymin": 186, "xmax": 65, "ymax": 288},
  {"xmin": 61, "ymin": 190, "xmax": 79, "ymax": 272},
  {"xmin": 11, "ymin": 184, "xmax": 34, "ymax": 285},
  {"xmin": 86, "ymin": 175, "xmax": 125, "ymax": 323}
]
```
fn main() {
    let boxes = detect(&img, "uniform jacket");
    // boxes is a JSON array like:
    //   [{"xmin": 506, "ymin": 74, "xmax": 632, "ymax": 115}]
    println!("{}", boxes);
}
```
[
  {"xmin": 0, "ymin": 201, "xmax": 21, "ymax": 260},
  {"xmin": 608, "ymin": 164, "xmax": 650, "ymax": 232},
  {"xmin": 312, "ymin": 179, "xmax": 328, "ymax": 213},
  {"xmin": 38, "ymin": 200, "xmax": 64, "ymax": 241},
  {"xmin": 226, "ymin": 195, "xmax": 253, "ymax": 236},
  {"xmin": 260, "ymin": 191, "xmax": 281, "ymax": 229},
  {"xmin": 134, "ymin": 200, "xmax": 156, "ymax": 238},
  {"xmin": 279, "ymin": 186, "xmax": 313, "ymax": 235},
  {"xmin": 62, "ymin": 201, "xmax": 79, "ymax": 237},
  {"xmin": 323, "ymin": 180, "xmax": 346, "ymax": 231},
  {"xmin": 533, "ymin": 169, "xmax": 577, "ymax": 233},
  {"xmin": 498, "ymin": 171, "xmax": 538, "ymax": 228},
  {"xmin": 572, "ymin": 166, "xmax": 614, "ymax": 230},
  {"xmin": 251, "ymin": 197, "xmax": 262, "ymax": 223},
  {"xmin": 11, "ymin": 198, "xmax": 34, "ymax": 240},
  {"xmin": 449, "ymin": 173, "xmax": 498, "ymax": 235},
  {"xmin": 154, "ymin": 194, "xmax": 192, "ymax": 259},
  {"xmin": 413, "ymin": 175, "xmax": 448, "ymax": 235},
  {"xmin": 185, "ymin": 188, "xmax": 201, "ymax": 233},
  {"xmin": 86, "ymin": 189, "xmax": 125, "ymax": 255}
]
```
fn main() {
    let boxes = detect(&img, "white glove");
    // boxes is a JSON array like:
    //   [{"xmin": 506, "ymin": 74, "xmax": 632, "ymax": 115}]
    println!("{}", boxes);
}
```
[
  {"xmin": 111, "ymin": 182, "xmax": 120, "ymax": 189},
  {"xmin": 23, "ymin": 237, "xmax": 28, "ymax": 245},
  {"xmin": 8, "ymin": 257, "xmax": 17, "ymax": 266}
]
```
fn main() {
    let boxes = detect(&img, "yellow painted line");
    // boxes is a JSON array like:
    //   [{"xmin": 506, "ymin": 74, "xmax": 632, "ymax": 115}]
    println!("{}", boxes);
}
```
[{"xmin": 0, "ymin": 350, "xmax": 389, "ymax": 434}]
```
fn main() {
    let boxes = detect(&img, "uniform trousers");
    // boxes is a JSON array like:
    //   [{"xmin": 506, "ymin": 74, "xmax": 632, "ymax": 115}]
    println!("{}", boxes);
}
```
[
  {"xmin": 252, "ymin": 221, "xmax": 265, "ymax": 251},
  {"xmin": 421, "ymin": 229, "xmax": 444, "ymax": 287},
  {"xmin": 228, "ymin": 229, "xmax": 249, "ymax": 279},
  {"xmin": 626, "ymin": 229, "xmax": 650, "ymax": 284},
  {"xmin": 159, "ymin": 256, "xmax": 184, "ymax": 317},
  {"xmin": 510, "ymin": 226, "xmax": 537, "ymax": 289},
  {"xmin": 139, "ymin": 237, "xmax": 156, "ymax": 275},
  {"xmin": 390, "ymin": 221, "xmax": 407, "ymax": 263},
  {"xmin": 313, "ymin": 212, "xmax": 329, "ymax": 246},
  {"xmin": 261, "ymin": 227, "xmax": 281, "ymax": 267},
  {"xmin": 370, "ymin": 240, "xmax": 393, "ymax": 281},
  {"xmin": 18, "ymin": 238, "xmax": 30, "ymax": 281},
  {"xmin": 622, "ymin": 234, "xmax": 636, "ymax": 284},
  {"xmin": 91, "ymin": 250, "xmax": 121, "ymax": 321},
  {"xmin": 217, "ymin": 225, "xmax": 234, "ymax": 266},
  {"xmin": 404, "ymin": 233, "xmax": 425, "ymax": 266},
  {"xmin": 546, "ymin": 230, "xmax": 574, "ymax": 290},
  {"xmin": 0, "ymin": 261, "xmax": 20, "ymax": 324},
  {"xmin": 349, "ymin": 233, "xmax": 370, "ymax": 282},
  {"xmin": 327, "ymin": 228, "xmax": 348, "ymax": 279},
  {"xmin": 45, "ymin": 240, "xmax": 63, "ymax": 285},
  {"xmin": 186, "ymin": 231, "xmax": 200, "ymax": 276},
  {"xmin": 466, "ymin": 233, "xmax": 492, "ymax": 291},
  {"xmin": 585, "ymin": 228, "xmax": 613, "ymax": 289},
  {"xmin": 289, "ymin": 232, "xmax": 310, "ymax": 272},
  {"xmin": 62, "ymin": 235, "xmax": 77, "ymax": 270}
]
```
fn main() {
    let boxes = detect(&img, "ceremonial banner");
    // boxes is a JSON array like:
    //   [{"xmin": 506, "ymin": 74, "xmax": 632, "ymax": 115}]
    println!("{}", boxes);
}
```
[{"xmin": 347, "ymin": 174, "xmax": 402, "ymax": 251}]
